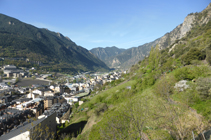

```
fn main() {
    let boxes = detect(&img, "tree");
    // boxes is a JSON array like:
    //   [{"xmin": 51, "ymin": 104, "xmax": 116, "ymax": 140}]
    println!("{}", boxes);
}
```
[
  {"xmin": 154, "ymin": 75, "xmax": 176, "ymax": 100},
  {"xmin": 148, "ymin": 45, "xmax": 161, "ymax": 70},
  {"xmin": 159, "ymin": 100, "xmax": 208, "ymax": 140},
  {"xmin": 196, "ymin": 77, "xmax": 211, "ymax": 100},
  {"xmin": 206, "ymin": 47, "xmax": 211, "ymax": 65}
]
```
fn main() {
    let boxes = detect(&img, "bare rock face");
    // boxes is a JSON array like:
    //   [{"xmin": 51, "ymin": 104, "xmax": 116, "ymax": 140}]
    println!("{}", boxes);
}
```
[
  {"xmin": 111, "ymin": 58, "xmax": 121, "ymax": 67},
  {"xmin": 158, "ymin": 3, "xmax": 211, "ymax": 50},
  {"xmin": 200, "ymin": 3, "xmax": 211, "ymax": 25},
  {"xmin": 157, "ymin": 15, "xmax": 195, "ymax": 50},
  {"xmin": 180, "ymin": 15, "xmax": 195, "ymax": 38},
  {"xmin": 90, "ymin": 3, "xmax": 211, "ymax": 69}
]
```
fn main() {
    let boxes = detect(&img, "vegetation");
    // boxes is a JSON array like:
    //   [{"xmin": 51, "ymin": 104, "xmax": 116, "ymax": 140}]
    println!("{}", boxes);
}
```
[
  {"xmin": 61, "ymin": 11, "xmax": 211, "ymax": 140},
  {"xmin": 2, "ymin": 4, "xmax": 211, "ymax": 140},
  {"xmin": 0, "ymin": 14, "xmax": 110, "ymax": 74}
]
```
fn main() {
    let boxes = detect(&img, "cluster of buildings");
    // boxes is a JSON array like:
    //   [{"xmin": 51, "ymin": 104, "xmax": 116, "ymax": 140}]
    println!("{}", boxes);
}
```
[
  {"xmin": 89, "ymin": 71, "xmax": 123, "ymax": 86},
  {"xmin": 2, "ymin": 65, "xmax": 27, "ymax": 78},
  {"xmin": 0, "ymin": 64, "xmax": 125, "ymax": 139},
  {"xmin": 0, "ymin": 90, "xmax": 69, "ymax": 139},
  {"xmin": 0, "ymin": 77, "xmax": 94, "ymax": 139},
  {"xmin": 0, "ymin": 65, "xmax": 50, "ymax": 79}
]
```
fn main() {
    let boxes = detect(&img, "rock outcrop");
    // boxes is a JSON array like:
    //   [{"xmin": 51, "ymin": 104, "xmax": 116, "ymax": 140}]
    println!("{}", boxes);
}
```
[{"xmin": 93, "ymin": 3, "xmax": 211, "ymax": 69}]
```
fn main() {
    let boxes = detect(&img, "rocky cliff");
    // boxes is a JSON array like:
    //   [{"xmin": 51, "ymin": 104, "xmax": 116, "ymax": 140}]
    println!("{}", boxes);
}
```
[
  {"xmin": 158, "ymin": 3, "xmax": 211, "ymax": 50},
  {"xmin": 98, "ymin": 3, "xmax": 211, "ymax": 69}
]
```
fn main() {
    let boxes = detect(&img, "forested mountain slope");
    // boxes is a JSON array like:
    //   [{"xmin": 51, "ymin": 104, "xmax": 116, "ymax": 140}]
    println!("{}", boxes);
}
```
[{"xmin": 0, "ymin": 14, "xmax": 110, "ymax": 73}]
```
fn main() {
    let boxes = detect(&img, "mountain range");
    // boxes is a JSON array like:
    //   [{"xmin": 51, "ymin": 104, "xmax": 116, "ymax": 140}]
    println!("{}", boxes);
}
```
[
  {"xmin": 0, "ymin": 14, "xmax": 110, "ymax": 73},
  {"xmin": 90, "ymin": 3, "xmax": 211, "ymax": 69},
  {"xmin": 1, "ymin": 3, "xmax": 211, "ymax": 73}
]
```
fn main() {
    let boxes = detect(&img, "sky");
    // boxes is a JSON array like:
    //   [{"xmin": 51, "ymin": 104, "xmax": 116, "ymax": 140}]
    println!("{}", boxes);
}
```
[{"xmin": 0, "ymin": 0, "xmax": 210, "ymax": 50}]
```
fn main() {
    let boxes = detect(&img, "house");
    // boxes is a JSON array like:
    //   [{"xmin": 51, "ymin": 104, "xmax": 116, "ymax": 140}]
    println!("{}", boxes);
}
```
[
  {"xmin": 44, "ymin": 96, "xmax": 58, "ymax": 110},
  {"xmin": 57, "ymin": 96, "xmax": 66, "ymax": 104},
  {"xmin": 0, "ymin": 82, "xmax": 11, "ymax": 89},
  {"xmin": 0, "ymin": 97, "xmax": 8, "ymax": 104},
  {"xmin": 63, "ymin": 96, "xmax": 77, "ymax": 105},
  {"xmin": 33, "ymin": 88, "xmax": 54, "ymax": 97},
  {"xmin": 14, "ymin": 98, "xmax": 32, "ymax": 105},
  {"xmin": 54, "ymin": 85, "xmax": 69, "ymax": 94},
  {"xmin": 3, "ymin": 65, "xmax": 26, "ymax": 78}
]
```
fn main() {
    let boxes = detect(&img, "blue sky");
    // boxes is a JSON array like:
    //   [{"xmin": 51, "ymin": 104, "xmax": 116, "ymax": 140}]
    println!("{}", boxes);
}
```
[{"xmin": 0, "ymin": 0, "xmax": 210, "ymax": 50}]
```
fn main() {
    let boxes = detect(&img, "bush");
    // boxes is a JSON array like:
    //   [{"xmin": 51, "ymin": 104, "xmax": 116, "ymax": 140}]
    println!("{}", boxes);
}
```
[
  {"xmin": 94, "ymin": 103, "xmax": 108, "ymax": 116},
  {"xmin": 95, "ymin": 95, "xmax": 104, "ymax": 103},
  {"xmin": 181, "ymin": 48, "xmax": 203, "ymax": 65},
  {"xmin": 174, "ymin": 66, "xmax": 199, "ymax": 81},
  {"xmin": 88, "ymin": 103, "xmax": 94, "ymax": 109},
  {"xmin": 196, "ymin": 77, "xmax": 211, "ymax": 100},
  {"xmin": 141, "ymin": 74, "xmax": 155, "ymax": 89},
  {"xmin": 154, "ymin": 75, "xmax": 176, "ymax": 98},
  {"xmin": 174, "ymin": 65, "xmax": 209, "ymax": 81}
]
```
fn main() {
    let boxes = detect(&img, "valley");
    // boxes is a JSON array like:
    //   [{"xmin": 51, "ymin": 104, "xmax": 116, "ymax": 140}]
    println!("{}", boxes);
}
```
[{"xmin": 0, "ymin": 2, "xmax": 211, "ymax": 140}]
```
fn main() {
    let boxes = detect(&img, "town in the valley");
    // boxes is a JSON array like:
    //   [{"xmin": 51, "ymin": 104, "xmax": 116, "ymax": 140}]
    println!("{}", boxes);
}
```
[{"xmin": 0, "ymin": 64, "xmax": 124, "ymax": 139}]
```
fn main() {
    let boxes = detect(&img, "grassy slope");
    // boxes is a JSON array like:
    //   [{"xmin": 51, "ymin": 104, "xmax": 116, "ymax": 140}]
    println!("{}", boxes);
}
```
[
  {"xmin": 70, "ymin": 68, "xmax": 210, "ymax": 139},
  {"xmin": 62, "ymin": 9, "xmax": 211, "ymax": 140}
]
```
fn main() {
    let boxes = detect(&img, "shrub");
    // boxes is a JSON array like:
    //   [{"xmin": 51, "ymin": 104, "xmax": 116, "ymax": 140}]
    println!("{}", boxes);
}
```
[
  {"xmin": 94, "ymin": 103, "xmax": 108, "ymax": 116},
  {"xmin": 174, "ymin": 66, "xmax": 200, "ymax": 81},
  {"xmin": 95, "ymin": 95, "xmax": 104, "ymax": 103},
  {"xmin": 141, "ymin": 73, "xmax": 155, "ymax": 89},
  {"xmin": 181, "ymin": 48, "xmax": 203, "ymax": 65},
  {"xmin": 154, "ymin": 75, "xmax": 176, "ymax": 98},
  {"xmin": 196, "ymin": 77, "xmax": 211, "ymax": 100},
  {"xmin": 88, "ymin": 103, "xmax": 94, "ymax": 109}
]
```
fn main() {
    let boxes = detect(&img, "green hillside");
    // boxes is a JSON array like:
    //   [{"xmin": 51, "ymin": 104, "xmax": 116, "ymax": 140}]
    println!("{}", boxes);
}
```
[
  {"xmin": 0, "ymin": 14, "xmax": 110, "ymax": 73},
  {"xmin": 59, "ymin": 4, "xmax": 211, "ymax": 140}
]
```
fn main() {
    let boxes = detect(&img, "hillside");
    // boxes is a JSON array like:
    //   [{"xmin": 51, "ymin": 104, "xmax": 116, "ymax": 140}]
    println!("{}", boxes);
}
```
[
  {"xmin": 90, "ymin": 46, "xmax": 125, "ymax": 62},
  {"xmin": 0, "ymin": 14, "xmax": 110, "ymax": 73},
  {"xmin": 59, "ymin": 3, "xmax": 211, "ymax": 140},
  {"xmin": 96, "ymin": 3, "xmax": 211, "ymax": 69}
]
